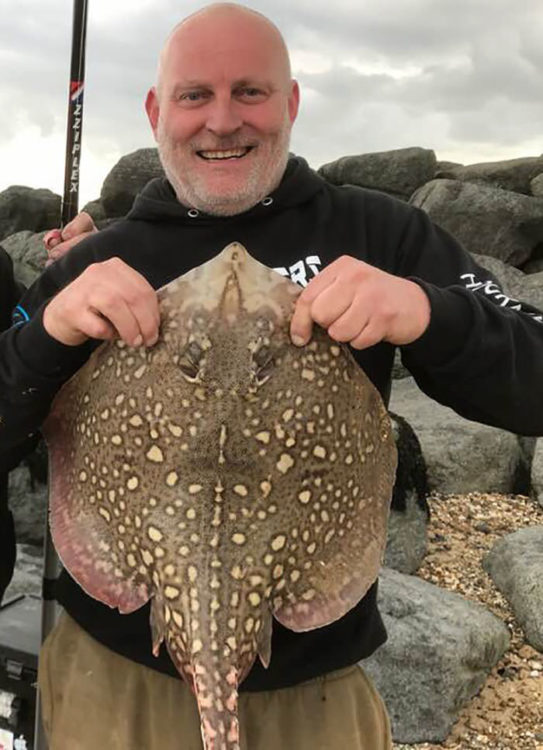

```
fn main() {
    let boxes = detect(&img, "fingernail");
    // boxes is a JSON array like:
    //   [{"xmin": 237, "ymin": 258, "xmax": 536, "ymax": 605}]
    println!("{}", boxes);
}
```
[
  {"xmin": 133, "ymin": 335, "xmax": 143, "ymax": 347},
  {"xmin": 291, "ymin": 334, "xmax": 306, "ymax": 347}
]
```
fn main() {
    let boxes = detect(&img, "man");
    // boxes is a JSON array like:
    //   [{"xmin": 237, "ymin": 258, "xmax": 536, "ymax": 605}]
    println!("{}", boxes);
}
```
[
  {"xmin": 1, "ymin": 4, "xmax": 543, "ymax": 748},
  {"xmin": 0, "ymin": 246, "xmax": 40, "ymax": 603}
]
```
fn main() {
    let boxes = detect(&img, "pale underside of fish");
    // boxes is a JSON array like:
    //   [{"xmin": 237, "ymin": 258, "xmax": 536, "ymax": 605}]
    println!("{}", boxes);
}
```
[{"xmin": 44, "ymin": 242, "xmax": 397, "ymax": 750}]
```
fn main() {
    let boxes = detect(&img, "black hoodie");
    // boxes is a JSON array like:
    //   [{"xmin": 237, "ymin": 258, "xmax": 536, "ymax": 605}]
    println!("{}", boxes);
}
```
[{"xmin": 1, "ymin": 156, "xmax": 542, "ymax": 690}]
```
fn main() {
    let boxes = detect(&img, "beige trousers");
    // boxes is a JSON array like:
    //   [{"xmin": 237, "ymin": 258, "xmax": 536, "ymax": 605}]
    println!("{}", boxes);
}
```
[{"xmin": 39, "ymin": 613, "xmax": 392, "ymax": 750}]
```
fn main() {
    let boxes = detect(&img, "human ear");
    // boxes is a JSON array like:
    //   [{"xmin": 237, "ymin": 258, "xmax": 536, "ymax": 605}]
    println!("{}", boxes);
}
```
[{"xmin": 145, "ymin": 87, "xmax": 160, "ymax": 139}]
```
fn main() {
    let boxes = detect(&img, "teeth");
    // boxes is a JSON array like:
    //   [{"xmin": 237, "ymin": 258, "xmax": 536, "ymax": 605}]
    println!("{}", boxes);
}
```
[{"xmin": 199, "ymin": 149, "xmax": 248, "ymax": 160}]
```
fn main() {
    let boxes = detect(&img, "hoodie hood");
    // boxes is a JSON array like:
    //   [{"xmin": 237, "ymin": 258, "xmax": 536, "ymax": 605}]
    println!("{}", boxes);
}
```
[{"xmin": 127, "ymin": 155, "xmax": 326, "ymax": 225}]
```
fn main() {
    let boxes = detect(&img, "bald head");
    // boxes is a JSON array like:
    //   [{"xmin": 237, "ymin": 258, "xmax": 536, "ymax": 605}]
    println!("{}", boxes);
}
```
[
  {"xmin": 157, "ymin": 4, "xmax": 292, "ymax": 97},
  {"xmin": 145, "ymin": 2, "xmax": 299, "ymax": 216}
]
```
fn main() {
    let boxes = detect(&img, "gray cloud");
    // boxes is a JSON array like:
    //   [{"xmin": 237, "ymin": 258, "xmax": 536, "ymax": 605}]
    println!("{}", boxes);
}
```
[{"xmin": 0, "ymin": 0, "xmax": 541, "ymax": 198}]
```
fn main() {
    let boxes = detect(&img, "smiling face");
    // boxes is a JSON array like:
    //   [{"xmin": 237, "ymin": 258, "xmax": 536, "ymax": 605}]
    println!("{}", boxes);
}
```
[{"xmin": 145, "ymin": 5, "xmax": 300, "ymax": 216}]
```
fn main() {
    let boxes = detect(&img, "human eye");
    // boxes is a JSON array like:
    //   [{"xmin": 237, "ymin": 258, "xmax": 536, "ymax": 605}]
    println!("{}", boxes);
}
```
[
  {"xmin": 177, "ymin": 89, "xmax": 210, "ymax": 105},
  {"xmin": 236, "ymin": 86, "xmax": 267, "ymax": 103}
]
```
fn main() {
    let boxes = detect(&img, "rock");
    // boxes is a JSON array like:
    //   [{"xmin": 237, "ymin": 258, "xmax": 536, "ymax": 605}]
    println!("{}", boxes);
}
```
[
  {"xmin": 317, "ymin": 147, "xmax": 437, "ymax": 200},
  {"xmin": 363, "ymin": 567, "xmax": 510, "ymax": 743},
  {"xmin": 100, "ymin": 148, "xmax": 164, "ymax": 217},
  {"xmin": 81, "ymin": 199, "xmax": 108, "ymax": 223},
  {"xmin": 436, "ymin": 156, "xmax": 543, "ymax": 195},
  {"xmin": 410, "ymin": 179, "xmax": 543, "ymax": 266},
  {"xmin": 472, "ymin": 253, "xmax": 543, "ymax": 315},
  {"xmin": 530, "ymin": 173, "xmax": 543, "ymax": 198},
  {"xmin": 531, "ymin": 439, "xmax": 543, "ymax": 508},
  {"xmin": 8, "ymin": 461, "xmax": 48, "ymax": 545},
  {"xmin": 482, "ymin": 526, "xmax": 543, "ymax": 652},
  {"xmin": 389, "ymin": 377, "xmax": 522, "ymax": 495},
  {"xmin": 435, "ymin": 160, "xmax": 463, "ymax": 174},
  {"xmin": 0, "ymin": 185, "xmax": 60, "ymax": 242},
  {"xmin": 2, "ymin": 230, "xmax": 49, "ymax": 286},
  {"xmin": 385, "ymin": 413, "xmax": 429, "ymax": 574},
  {"xmin": 2, "ymin": 543, "xmax": 43, "ymax": 600}
]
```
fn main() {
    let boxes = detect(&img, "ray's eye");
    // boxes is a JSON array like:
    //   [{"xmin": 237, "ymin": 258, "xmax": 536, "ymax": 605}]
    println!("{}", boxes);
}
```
[
  {"xmin": 253, "ymin": 345, "xmax": 274, "ymax": 385},
  {"xmin": 179, "ymin": 341, "xmax": 203, "ymax": 380}
]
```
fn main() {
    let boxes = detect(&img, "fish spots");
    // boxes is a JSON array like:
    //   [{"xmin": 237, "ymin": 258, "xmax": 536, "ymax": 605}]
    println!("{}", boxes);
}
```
[
  {"xmin": 233, "ymin": 485, "xmax": 248, "ymax": 497},
  {"xmin": 148, "ymin": 526, "xmax": 163, "ymax": 543},
  {"xmin": 232, "ymin": 533, "xmax": 246, "ymax": 546},
  {"xmin": 271, "ymin": 534, "xmax": 286, "ymax": 552},
  {"xmin": 129, "ymin": 414, "xmax": 144, "ymax": 427},
  {"xmin": 255, "ymin": 431, "xmax": 270, "ymax": 444},
  {"xmin": 298, "ymin": 490, "xmax": 311, "ymax": 505},
  {"xmin": 141, "ymin": 549, "xmax": 153, "ymax": 567},
  {"xmin": 146, "ymin": 445, "xmax": 164, "ymax": 463},
  {"xmin": 168, "ymin": 423, "xmax": 183, "ymax": 438},
  {"xmin": 276, "ymin": 453, "xmax": 294, "ymax": 474},
  {"xmin": 98, "ymin": 507, "xmax": 111, "ymax": 522},
  {"xmin": 166, "ymin": 471, "xmax": 179, "ymax": 487},
  {"xmin": 313, "ymin": 445, "xmax": 326, "ymax": 459},
  {"xmin": 127, "ymin": 476, "xmax": 139, "ymax": 491}
]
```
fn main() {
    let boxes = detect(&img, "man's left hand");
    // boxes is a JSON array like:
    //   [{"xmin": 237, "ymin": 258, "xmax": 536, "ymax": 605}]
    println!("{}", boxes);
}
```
[{"xmin": 290, "ymin": 255, "xmax": 431, "ymax": 350}]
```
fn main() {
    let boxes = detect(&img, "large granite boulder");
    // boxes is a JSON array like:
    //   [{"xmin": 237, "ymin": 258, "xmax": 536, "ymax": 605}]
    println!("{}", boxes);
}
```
[
  {"xmin": 364, "ymin": 567, "xmax": 510, "ymax": 743},
  {"xmin": 3, "ymin": 544, "xmax": 43, "ymax": 600},
  {"xmin": 531, "ymin": 173, "xmax": 543, "ymax": 198},
  {"xmin": 318, "ymin": 147, "xmax": 437, "ymax": 201},
  {"xmin": 532, "ymin": 439, "xmax": 543, "ymax": 508},
  {"xmin": 0, "ymin": 186, "xmax": 60, "ymax": 242},
  {"xmin": 389, "ymin": 377, "xmax": 523, "ymax": 495},
  {"xmin": 8, "ymin": 458, "xmax": 48, "ymax": 546},
  {"xmin": 2, "ymin": 230, "xmax": 49, "ymax": 287},
  {"xmin": 483, "ymin": 527, "xmax": 543, "ymax": 652},
  {"xmin": 436, "ymin": 156, "xmax": 543, "ymax": 195},
  {"xmin": 472, "ymin": 252, "xmax": 543, "ymax": 312},
  {"xmin": 411, "ymin": 179, "xmax": 543, "ymax": 266},
  {"xmin": 100, "ymin": 148, "xmax": 164, "ymax": 217}
]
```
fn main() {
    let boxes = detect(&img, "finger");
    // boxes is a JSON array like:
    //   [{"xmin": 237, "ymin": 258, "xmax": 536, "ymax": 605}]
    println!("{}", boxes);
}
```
[
  {"xmin": 350, "ymin": 321, "xmax": 386, "ymax": 351},
  {"xmin": 63, "ymin": 211, "xmax": 97, "ymax": 240},
  {"xmin": 78, "ymin": 310, "xmax": 117, "ymax": 342},
  {"xmin": 296, "ymin": 263, "xmax": 338, "ymax": 306},
  {"xmin": 99, "ymin": 261, "xmax": 160, "ymax": 346},
  {"xmin": 327, "ymin": 293, "xmax": 372, "ymax": 342},
  {"xmin": 290, "ymin": 296, "xmax": 314, "ymax": 346},
  {"xmin": 44, "ymin": 229, "xmax": 62, "ymax": 251},
  {"xmin": 92, "ymin": 295, "xmax": 143, "ymax": 347},
  {"xmin": 49, "ymin": 232, "xmax": 95, "ymax": 261},
  {"xmin": 307, "ymin": 280, "xmax": 352, "ymax": 330}
]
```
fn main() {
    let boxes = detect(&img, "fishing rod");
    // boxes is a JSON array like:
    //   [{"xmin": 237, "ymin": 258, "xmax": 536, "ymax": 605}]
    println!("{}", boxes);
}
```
[
  {"xmin": 35, "ymin": 2, "xmax": 89, "ymax": 748},
  {"xmin": 62, "ymin": 0, "xmax": 89, "ymax": 226}
]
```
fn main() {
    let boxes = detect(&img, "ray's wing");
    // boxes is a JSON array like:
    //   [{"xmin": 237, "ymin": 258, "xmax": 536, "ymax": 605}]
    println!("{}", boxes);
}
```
[
  {"xmin": 265, "ymin": 333, "xmax": 397, "ymax": 632},
  {"xmin": 44, "ymin": 342, "xmax": 154, "ymax": 613}
]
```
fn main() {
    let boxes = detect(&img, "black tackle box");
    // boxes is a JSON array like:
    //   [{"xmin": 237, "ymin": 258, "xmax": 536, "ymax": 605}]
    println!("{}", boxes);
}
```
[{"xmin": 0, "ymin": 594, "xmax": 41, "ymax": 749}]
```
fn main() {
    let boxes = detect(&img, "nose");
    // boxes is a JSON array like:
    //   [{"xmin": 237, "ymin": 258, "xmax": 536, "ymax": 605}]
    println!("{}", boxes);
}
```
[{"xmin": 205, "ymin": 95, "xmax": 243, "ymax": 136}]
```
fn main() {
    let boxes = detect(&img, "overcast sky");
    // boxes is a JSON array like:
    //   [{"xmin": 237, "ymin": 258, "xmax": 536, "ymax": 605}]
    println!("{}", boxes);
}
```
[{"xmin": 0, "ymin": 0, "xmax": 542, "ymax": 208}]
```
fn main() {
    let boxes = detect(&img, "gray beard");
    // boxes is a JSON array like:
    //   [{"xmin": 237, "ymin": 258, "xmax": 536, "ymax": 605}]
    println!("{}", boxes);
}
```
[{"xmin": 157, "ymin": 132, "xmax": 291, "ymax": 217}]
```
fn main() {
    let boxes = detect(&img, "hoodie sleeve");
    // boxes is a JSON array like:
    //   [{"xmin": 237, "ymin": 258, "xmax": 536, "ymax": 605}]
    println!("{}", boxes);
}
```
[
  {"xmin": 0, "ymin": 252, "xmax": 96, "ymax": 468},
  {"xmin": 394, "ymin": 205, "xmax": 543, "ymax": 436}
]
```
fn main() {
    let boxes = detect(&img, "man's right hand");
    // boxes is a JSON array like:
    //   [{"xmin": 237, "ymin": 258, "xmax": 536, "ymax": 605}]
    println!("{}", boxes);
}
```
[{"xmin": 42, "ymin": 258, "xmax": 160, "ymax": 348}]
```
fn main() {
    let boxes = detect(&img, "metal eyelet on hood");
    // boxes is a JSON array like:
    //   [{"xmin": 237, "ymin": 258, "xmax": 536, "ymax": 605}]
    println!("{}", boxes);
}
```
[
  {"xmin": 187, "ymin": 209, "xmax": 199, "ymax": 218},
  {"xmin": 261, "ymin": 197, "xmax": 273, "ymax": 206}
]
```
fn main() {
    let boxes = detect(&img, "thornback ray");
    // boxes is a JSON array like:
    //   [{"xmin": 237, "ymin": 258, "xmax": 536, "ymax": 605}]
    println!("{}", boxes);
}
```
[{"xmin": 43, "ymin": 242, "xmax": 397, "ymax": 750}]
